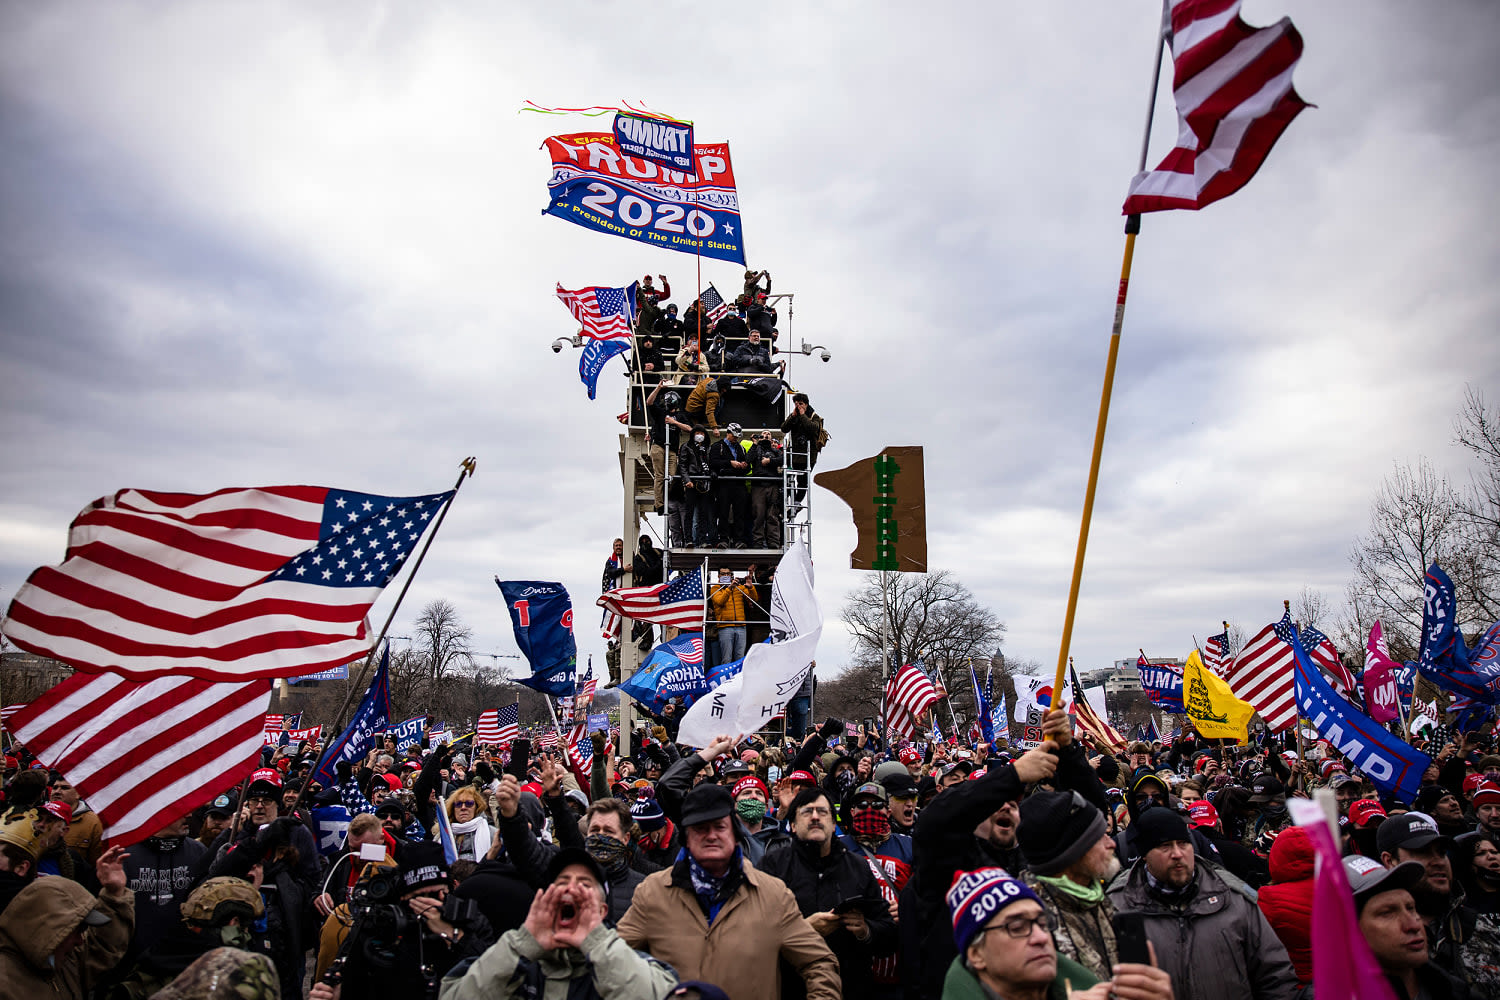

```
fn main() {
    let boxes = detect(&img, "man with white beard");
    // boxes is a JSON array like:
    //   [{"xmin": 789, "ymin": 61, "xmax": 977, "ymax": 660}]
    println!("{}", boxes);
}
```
[{"xmin": 1018, "ymin": 790, "xmax": 1123, "ymax": 982}]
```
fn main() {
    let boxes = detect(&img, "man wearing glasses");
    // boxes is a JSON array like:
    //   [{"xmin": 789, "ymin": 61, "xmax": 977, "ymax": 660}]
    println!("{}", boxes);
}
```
[{"xmin": 944, "ymin": 866, "xmax": 1172, "ymax": 999}]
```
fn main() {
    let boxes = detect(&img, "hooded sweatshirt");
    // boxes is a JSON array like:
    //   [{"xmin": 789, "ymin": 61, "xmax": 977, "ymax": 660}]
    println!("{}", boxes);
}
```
[
  {"xmin": 0, "ymin": 876, "xmax": 134, "ymax": 1000},
  {"xmin": 1256, "ymin": 825, "xmax": 1314, "ymax": 984}
]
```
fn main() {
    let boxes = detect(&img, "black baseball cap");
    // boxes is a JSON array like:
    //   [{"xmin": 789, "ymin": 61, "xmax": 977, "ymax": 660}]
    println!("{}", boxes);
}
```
[
  {"xmin": 1376, "ymin": 811, "xmax": 1451, "ymax": 856},
  {"xmin": 544, "ymin": 846, "xmax": 608, "ymax": 890},
  {"xmin": 880, "ymin": 773, "xmax": 919, "ymax": 799},
  {"xmin": 681, "ymin": 783, "xmax": 734, "ymax": 827},
  {"xmin": 1248, "ymin": 775, "xmax": 1286, "ymax": 804}
]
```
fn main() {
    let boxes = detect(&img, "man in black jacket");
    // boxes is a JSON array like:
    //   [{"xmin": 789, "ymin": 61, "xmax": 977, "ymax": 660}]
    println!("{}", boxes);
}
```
[
  {"xmin": 900, "ymin": 709, "xmax": 1095, "ymax": 1000},
  {"xmin": 709, "ymin": 423, "xmax": 752, "ymax": 548},
  {"xmin": 678, "ymin": 424, "xmax": 716, "ymax": 546},
  {"xmin": 759, "ymin": 786, "xmax": 896, "ymax": 1000},
  {"xmin": 746, "ymin": 431, "xmax": 784, "ymax": 548}
]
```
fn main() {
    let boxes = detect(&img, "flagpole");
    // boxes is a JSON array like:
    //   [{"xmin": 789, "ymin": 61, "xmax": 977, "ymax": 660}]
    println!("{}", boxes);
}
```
[
  {"xmin": 326, "ymin": 457, "xmax": 478, "ymax": 736},
  {"xmin": 1051, "ymin": 5, "xmax": 1169, "ymax": 710}
]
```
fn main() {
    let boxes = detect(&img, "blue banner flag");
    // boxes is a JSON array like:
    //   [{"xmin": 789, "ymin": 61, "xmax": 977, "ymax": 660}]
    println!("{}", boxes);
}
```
[
  {"xmin": 1294, "ymin": 628, "xmax": 1430, "ymax": 804},
  {"xmin": 970, "ymin": 662, "xmax": 995, "ymax": 743},
  {"xmin": 496, "ymin": 579, "xmax": 577, "ymax": 696},
  {"xmin": 1135, "ymin": 654, "xmax": 1186, "ymax": 713},
  {"xmin": 542, "ymin": 132, "xmax": 747, "ymax": 265},
  {"xmin": 580, "ymin": 337, "xmax": 630, "ymax": 400},
  {"xmin": 1418, "ymin": 564, "xmax": 1500, "ymax": 704},
  {"xmin": 620, "ymin": 633, "xmax": 708, "ymax": 714},
  {"xmin": 613, "ymin": 112, "xmax": 695, "ymax": 172},
  {"xmin": 587, "ymin": 712, "xmax": 610, "ymax": 733},
  {"xmin": 387, "ymin": 715, "xmax": 425, "ymax": 752},
  {"xmin": 311, "ymin": 802, "xmax": 351, "ymax": 858},
  {"xmin": 312, "ymin": 644, "xmax": 392, "ymax": 787}
]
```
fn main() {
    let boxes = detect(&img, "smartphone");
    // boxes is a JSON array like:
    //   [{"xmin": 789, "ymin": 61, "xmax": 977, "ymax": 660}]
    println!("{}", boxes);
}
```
[
  {"xmin": 832, "ymin": 897, "xmax": 867, "ymax": 915},
  {"xmin": 862, "ymin": 717, "xmax": 875, "ymax": 734},
  {"xmin": 507, "ymin": 739, "xmax": 532, "ymax": 781},
  {"xmin": 1113, "ymin": 911, "xmax": 1150, "ymax": 965}
]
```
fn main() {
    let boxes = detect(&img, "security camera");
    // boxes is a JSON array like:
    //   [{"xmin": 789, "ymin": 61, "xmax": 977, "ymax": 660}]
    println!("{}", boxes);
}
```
[
  {"xmin": 552, "ymin": 341, "xmax": 563, "ymax": 354},
  {"xmin": 819, "ymin": 350, "xmax": 831, "ymax": 363}
]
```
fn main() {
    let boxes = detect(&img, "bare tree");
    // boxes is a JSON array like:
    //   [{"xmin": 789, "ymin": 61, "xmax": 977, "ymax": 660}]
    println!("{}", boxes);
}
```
[
  {"xmin": 411, "ymin": 599, "xmax": 474, "ymax": 683},
  {"xmin": 1344, "ymin": 460, "xmax": 1468, "ymax": 659},
  {"xmin": 1454, "ymin": 386, "xmax": 1500, "ymax": 623},
  {"xmin": 839, "ymin": 570, "xmax": 1007, "ymax": 726}
]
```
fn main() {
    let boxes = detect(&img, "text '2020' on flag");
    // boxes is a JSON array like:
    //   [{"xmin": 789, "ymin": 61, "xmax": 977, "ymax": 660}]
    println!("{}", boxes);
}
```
[
  {"xmin": 2, "ymin": 485, "xmax": 453, "ymax": 681},
  {"xmin": 1123, "ymin": 0, "xmax": 1309, "ymax": 214},
  {"xmin": 9, "ymin": 671, "xmax": 272, "ymax": 847},
  {"xmin": 542, "ymin": 132, "xmax": 746, "ymax": 264}
]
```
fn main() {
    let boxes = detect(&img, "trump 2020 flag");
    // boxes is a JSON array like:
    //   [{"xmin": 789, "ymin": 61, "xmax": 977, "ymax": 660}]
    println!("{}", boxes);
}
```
[
  {"xmin": 496, "ymin": 579, "xmax": 577, "ymax": 696},
  {"xmin": 1293, "ymin": 628, "xmax": 1429, "ymax": 803},
  {"xmin": 1417, "ymin": 564, "xmax": 1500, "ymax": 704},
  {"xmin": 388, "ymin": 715, "xmax": 426, "ymax": 752},
  {"xmin": 580, "ymin": 337, "xmax": 630, "ymax": 399},
  {"xmin": 620, "ymin": 633, "xmax": 707, "ymax": 715},
  {"xmin": 312, "ymin": 644, "xmax": 392, "ymax": 787},
  {"xmin": 2, "ymin": 485, "xmax": 453, "ymax": 681}
]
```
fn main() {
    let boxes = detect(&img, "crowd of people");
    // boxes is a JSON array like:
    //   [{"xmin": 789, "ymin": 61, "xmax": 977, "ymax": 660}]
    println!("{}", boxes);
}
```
[{"xmin": 4, "ymin": 705, "xmax": 1497, "ymax": 998}]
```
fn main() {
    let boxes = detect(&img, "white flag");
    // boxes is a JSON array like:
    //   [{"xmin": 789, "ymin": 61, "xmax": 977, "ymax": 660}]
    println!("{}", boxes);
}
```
[{"xmin": 1013, "ymin": 675, "xmax": 1046, "ymax": 723}]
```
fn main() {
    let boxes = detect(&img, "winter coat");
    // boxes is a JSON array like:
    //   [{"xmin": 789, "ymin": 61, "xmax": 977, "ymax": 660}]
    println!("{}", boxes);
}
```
[
  {"xmin": 1257, "ymin": 825, "xmax": 1314, "ymax": 984},
  {"xmin": 0, "ymin": 877, "xmax": 134, "ymax": 1000},
  {"xmin": 1021, "ymin": 870, "xmax": 1118, "ymax": 983},
  {"xmin": 940, "ymin": 951, "xmax": 1097, "ymax": 1000},
  {"xmin": 759, "ymin": 837, "xmax": 897, "ymax": 998},
  {"xmin": 781, "ymin": 408, "xmax": 828, "ymax": 466},
  {"xmin": 452, "ymin": 858, "xmax": 535, "ymax": 939},
  {"xmin": 440, "ymin": 922, "xmax": 677, "ymax": 1000},
  {"xmin": 708, "ymin": 437, "xmax": 750, "ymax": 483},
  {"xmin": 617, "ymin": 853, "xmax": 841, "ymax": 1000},
  {"xmin": 65, "ymin": 804, "xmax": 106, "ymax": 864},
  {"xmin": 730, "ymin": 339, "xmax": 776, "ymax": 373},
  {"xmin": 748, "ymin": 438, "xmax": 784, "ymax": 480},
  {"xmin": 678, "ymin": 440, "xmax": 713, "ymax": 492},
  {"xmin": 1107, "ymin": 859, "xmax": 1298, "ymax": 1000},
  {"xmin": 122, "ymin": 835, "xmax": 209, "ymax": 961}
]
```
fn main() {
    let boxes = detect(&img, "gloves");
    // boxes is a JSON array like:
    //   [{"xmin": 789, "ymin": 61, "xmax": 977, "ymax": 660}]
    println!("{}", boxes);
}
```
[
  {"xmin": 474, "ymin": 761, "xmax": 496, "ymax": 785},
  {"xmin": 652, "ymin": 725, "xmax": 669, "ymax": 743},
  {"xmin": 819, "ymin": 718, "xmax": 845, "ymax": 741}
]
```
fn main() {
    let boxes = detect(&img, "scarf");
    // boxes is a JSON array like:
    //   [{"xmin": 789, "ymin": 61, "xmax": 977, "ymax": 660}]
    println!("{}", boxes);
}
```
[
  {"xmin": 450, "ymin": 815, "xmax": 492, "ymax": 861},
  {"xmin": 1145, "ymin": 868, "xmax": 1198, "ymax": 906},
  {"xmin": 1036, "ymin": 872, "xmax": 1105, "ymax": 906},
  {"xmin": 684, "ymin": 846, "xmax": 743, "ymax": 924},
  {"xmin": 585, "ymin": 834, "xmax": 633, "ymax": 881}
]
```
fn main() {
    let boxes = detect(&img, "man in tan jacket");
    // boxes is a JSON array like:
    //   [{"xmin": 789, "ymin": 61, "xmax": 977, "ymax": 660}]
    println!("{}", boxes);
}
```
[{"xmin": 617, "ymin": 776, "xmax": 840, "ymax": 1000}]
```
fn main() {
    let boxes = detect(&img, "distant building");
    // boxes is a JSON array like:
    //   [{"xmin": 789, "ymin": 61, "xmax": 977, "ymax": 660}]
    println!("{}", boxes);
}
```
[{"xmin": 1, "ymin": 650, "xmax": 74, "ymax": 700}]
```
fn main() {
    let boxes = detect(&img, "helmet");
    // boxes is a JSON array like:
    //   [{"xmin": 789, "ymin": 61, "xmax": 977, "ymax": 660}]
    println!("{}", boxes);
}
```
[
  {"xmin": 180, "ymin": 876, "xmax": 265, "ymax": 924},
  {"xmin": 0, "ymin": 811, "xmax": 42, "ymax": 861}
]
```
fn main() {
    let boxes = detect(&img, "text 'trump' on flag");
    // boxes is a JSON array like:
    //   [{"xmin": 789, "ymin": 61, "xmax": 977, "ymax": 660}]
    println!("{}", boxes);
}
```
[{"xmin": 1, "ymin": 485, "xmax": 453, "ymax": 681}]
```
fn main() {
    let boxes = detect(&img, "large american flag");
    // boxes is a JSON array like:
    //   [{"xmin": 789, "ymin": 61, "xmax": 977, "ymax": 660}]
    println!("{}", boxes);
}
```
[
  {"xmin": 1225, "ymin": 609, "xmax": 1297, "ymax": 731},
  {"xmin": 556, "ymin": 282, "xmax": 638, "ymax": 341},
  {"xmin": 1123, "ymin": 0, "xmax": 1308, "ymax": 213},
  {"xmin": 8, "ymin": 671, "xmax": 271, "ymax": 846},
  {"xmin": 1, "ymin": 486, "xmax": 453, "ymax": 681},
  {"xmin": 1204, "ymin": 629, "xmax": 1230, "ymax": 676},
  {"xmin": 883, "ymin": 663, "xmax": 940, "ymax": 741},
  {"xmin": 596, "ymin": 571, "xmax": 705, "ymax": 630},
  {"xmin": 477, "ymin": 703, "xmax": 520, "ymax": 745}
]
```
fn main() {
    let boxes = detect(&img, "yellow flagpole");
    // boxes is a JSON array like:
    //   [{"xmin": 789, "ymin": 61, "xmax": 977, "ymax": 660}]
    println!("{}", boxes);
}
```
[{"xmin": 1052, "ymin": 9, "xmax": 1168, "ymax": 707}]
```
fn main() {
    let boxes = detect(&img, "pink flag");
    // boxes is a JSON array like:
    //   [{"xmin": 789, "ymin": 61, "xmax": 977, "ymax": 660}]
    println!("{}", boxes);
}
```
[
  {"xmin": 1364, "ymin": 622, "xmax": 1402, "ymax": 724},
  {"xmin": 1291, "ymin": 800, "xmax": 1398, "ymax": 1000}
]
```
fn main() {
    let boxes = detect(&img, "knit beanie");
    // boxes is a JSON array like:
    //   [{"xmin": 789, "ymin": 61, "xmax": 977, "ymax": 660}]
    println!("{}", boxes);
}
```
[
  {"xmin": 1018, "ymin": 790, "xmax": 1108, "ymax": 877},
  {"xmin": 946, "ymin": 868, "xmax": 1041, "ymax": 953},
  {"xmin": 631, "ymin": 795, "xmax": 667, "ymax": 832},
  {"xmin": 1133, "ymin": 806, "xmax": 1192, "ymax": 855}
]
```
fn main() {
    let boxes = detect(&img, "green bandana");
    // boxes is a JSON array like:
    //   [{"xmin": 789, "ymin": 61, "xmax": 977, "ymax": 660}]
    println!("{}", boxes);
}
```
[{"xmin": 1036, "ymin": 872, "xmax": 1105, "ymax": 906}]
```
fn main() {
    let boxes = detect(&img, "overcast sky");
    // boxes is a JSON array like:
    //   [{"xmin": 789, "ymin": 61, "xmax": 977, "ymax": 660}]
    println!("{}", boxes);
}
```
[{"xmin": 2, "ymin": 1, "xmax": 1498, "ymax": 697}]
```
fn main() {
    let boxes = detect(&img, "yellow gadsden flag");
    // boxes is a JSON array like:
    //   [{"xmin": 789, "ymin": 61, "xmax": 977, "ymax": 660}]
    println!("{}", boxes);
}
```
[{"xmin": 1182, "ymin": 649, "xmax": 1256, "ymax": 742}]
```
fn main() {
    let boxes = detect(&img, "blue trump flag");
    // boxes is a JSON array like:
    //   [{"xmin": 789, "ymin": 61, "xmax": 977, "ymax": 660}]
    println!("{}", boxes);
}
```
[
  {"xmin": 620, "ymin": 633, "xmax": 709, "ymax": 714},
  {"xmin": 312, "ymin": 644, "xmax": 392, "ymax": 787},
  {"xmin": 1135, "ymin": 654, "xmax": 1185, "ymax": 713},
  {"xmin": 311, "ymin": 801, "xmax": 351, "ymax": 858},
  {"xmin": 580, "ymin": 338, "xmax": 630, "ymax": 400},
  {"xmin": 970, "ymin": 662, "xmax": 994, "ymax": 743},
  {"xmin": 1293, "ymin": 628, "xmax": 1430, "ymax": 804},
  {"xmin": 496, "ymin": 579, "xmax": 577, "ymax": 696},
  {"xmin": 387, "ymin": 715, "xmax": 425, "ymax": 752},
  {"xmin": 1418, "ymin": 564, "xmax": 1500, "ymax": 704},
  {"xmin": 613, "ymin": 112, "xmax": 695, "ymax": 172}
]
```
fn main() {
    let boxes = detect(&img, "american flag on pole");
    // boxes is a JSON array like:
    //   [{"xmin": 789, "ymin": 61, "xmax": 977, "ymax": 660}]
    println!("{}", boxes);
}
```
[
  {"xmin": 1, "ymin": 486, "xmax": 454, "ymax": 681},
  {"xmin": 0, "ymin": 704, "xmax": 27, "ymax": 729},
  {"xmin": 1225, "ymin": 609, "xmax": 1297, "ymax": 731},
  {"xmin": 477, "ymin": 703, "xmax": 520, "ymax": 745},
  {"xmin": 1204, "ymin": 629, "xmax": 1231, "ymax": 677},
  {"xmin": 1123, "ymin": 0, "xmax": 1309, "ymax": 214},
  {"xmin": 597, "ymin": 571, "xmax": 705, "ymax": 630},
  {"xmin": 1300, "ymin": 623, "xmax": 1359, "ymax": 704},
  {"xmin": 555, "ymin": 282, "xmax": 638, "ymax": 341},
  {"xmin": 536, "ymin": 730, "xmax": 560, "ymax": 749},
  {"xmin": 1068, "ymin": 667, "xmax": 1128, "ymax": 753},
  {"xmin": 883, "ymin": 663, "xmax": 940, "ymax": 741},
  {"xmin": 699, "ymin": 284, "xmax": 731, "ymax": 324},
  {"xmin": 8, "ymin": 671, "xmax": 271, "ymax": 846}
]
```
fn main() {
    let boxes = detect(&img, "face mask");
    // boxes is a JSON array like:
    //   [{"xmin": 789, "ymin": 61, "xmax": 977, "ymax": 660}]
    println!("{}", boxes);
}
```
[
  {"xmin": 720, "ymin": 575, "xmax": 732, "ymax": 584},
  {"xmin": 851, "ymin": 808, "xmax": 890, "ymax": 842},
  {"xmin": 735, "ymin": 798, "xmax": 766, "ymax": 824},
  {"xmin": 218, "ymin": 923, "xmax": 252, "ymax": 949},
  {"xmin": 834, "ymin": 770, "xmax": 857, "ymax": 794},
  {"xmin": 694, "ymin": 435, "xmax": 705, "ymax": 444},
  {"xmin": 585, "ymin": 833, "xmax": 632, "ymax": 877}
]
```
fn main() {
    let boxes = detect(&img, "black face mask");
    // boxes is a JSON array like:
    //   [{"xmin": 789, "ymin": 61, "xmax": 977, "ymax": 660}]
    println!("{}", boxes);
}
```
[{"xmin": 585, "ymin": 834, "xmax": 632, "ymax": 880}]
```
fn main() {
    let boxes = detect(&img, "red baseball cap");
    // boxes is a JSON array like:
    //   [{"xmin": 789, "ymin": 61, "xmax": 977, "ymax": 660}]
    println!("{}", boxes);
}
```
[
  {"xmin": 247, "ymin": 767, "xmax": 283, "ymax": 793},
  {"xmin": 898, "ymin": 748, "xmax": 921, "ymax": 765},
  {"xmin": 41, "ymin": 800, "xmax": 72, "ymax": 825},
  {"xmin": 1188, "ymin": 800, "xmax": 1219, "ymax": 829},
  {"xmin": 782, "ymin": 770, "xmax": 817, "ymax": 786},
  {"xmin": 1464, "ymin": 773, "xmax": 1487, "ymax": 797},
  {"xmin": 1348, "ymin": 799, "xmax": 1387, "ymax": 827}
]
